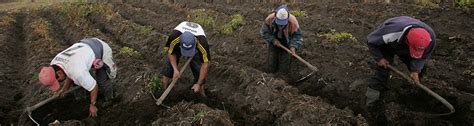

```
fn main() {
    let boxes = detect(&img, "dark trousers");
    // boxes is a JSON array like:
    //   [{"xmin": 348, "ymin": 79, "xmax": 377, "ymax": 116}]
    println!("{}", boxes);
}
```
[
  {"xmin": 74, "ymin": 65, "xmax": 114, "ymax": 101},
  {"xmin": 368, "ymin": 51, "xmax": 427, "ymax": 92},
  {"xmin": 267, "ymin": 44, "xmax": 291, "ymax": 73},
  {"xmin": 160, "ymin": 56, "xmax": 203, "ymax": 84}
]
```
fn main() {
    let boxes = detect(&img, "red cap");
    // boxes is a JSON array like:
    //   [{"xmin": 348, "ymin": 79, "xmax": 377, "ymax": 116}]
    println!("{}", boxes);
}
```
[
  {"xmin": 407, "ymin": 28, "xmax": 431, "ymax": 59},
  {"xmin": 39, "ymin": 66, "xmax": 60, "ymax": 92}
]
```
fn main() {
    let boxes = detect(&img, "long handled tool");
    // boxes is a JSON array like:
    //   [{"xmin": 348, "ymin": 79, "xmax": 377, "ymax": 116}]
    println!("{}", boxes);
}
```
[
  {"xmin": 387, "ymin": 65, "xmax": 455, "ymax": 116},
  {"xmin": 156, "ymin": 57, "xmax": 194, "ymax": 106},
  {"xmin": 25, "ymin": 86, "xmax": 80, "ymax": 125},
  {"xmin": 277, "ymin": 43, "xmax": 319, "ymax": 72},
  {"xmin": 276, "ymin": 43, "xmax": 318, "ymax": 84}
]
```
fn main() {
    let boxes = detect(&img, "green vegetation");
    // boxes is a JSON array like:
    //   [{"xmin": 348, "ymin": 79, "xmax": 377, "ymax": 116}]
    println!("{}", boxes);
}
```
[
  {"xmin": 120, "ymin": 46, "xmax": 142, "ymax": 58},
  {"xmin": 222, "ymin": 14, "xmax": 244, "ymax": 34},
  {"xmin": 189, "ymin": 9, "xmax": 215, "ymax": 28},
  {"xmin": 455, "ymin": 0, "xmax": 473, "ymax": 7},
  {"xmin": 75, "ymin": 0, "xmax": 86, "ymax": 5},
  {"xmin": 321, "ymin": 29, "xmax": 357, "ymax": 43},
  {"xmin": 192, "ymin": 111, "xmax": 208, "ymax": 123},
  {"xmin": 147, "ymin": 75, "xmax": 162, "ymax": 93},
  {"xmin": 137, "ymin": 25, "xmax": 153, "ymax": 36},
  {"xmin": 290, "ymin": 10, "xmax": 307, "ymax": 17},
  {"xmin": 32, "ymin": 73, "xmax": 39, "ymax": 81}
]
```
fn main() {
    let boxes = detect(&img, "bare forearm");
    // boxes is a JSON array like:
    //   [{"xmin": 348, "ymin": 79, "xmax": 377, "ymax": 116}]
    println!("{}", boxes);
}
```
[
  {"xmin": 62, "ymin": 78, "xmax": 73, "ymax": 91},
  {"xmin": 168, "ymin": 54, "xmax": 179, "ymax": 71},
  {"xmin": 90, "ymin": 85, "xmax": 98, "ymax": 105},
  {"xmin": 197, "ymin": 62, "xmax": 209, "ymax": 85}
]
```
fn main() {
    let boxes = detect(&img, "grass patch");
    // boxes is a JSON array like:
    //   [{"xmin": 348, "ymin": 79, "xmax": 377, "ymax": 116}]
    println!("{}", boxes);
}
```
[
  {"xmin": 120, "ymin": 46, "xmax": 142, "ymax": 58},
  {"xmin": 320, "ymin": 29, "xmax": 357, "ymax": 43},
  {"xmin": 30, "ymin": 18, "xmax": 51, "ymax": 38},
  {"xmin": 222, "ymin": 14, "xmax": 244, "ymax": 34},
  {"xmin": 147, "ymin": 75, "xmax": 162, "ymax": 93},
  {"xmin": 31, "ymin": 73, "xmax": 39, "ymax": 81},
  {"xmin": 75, "ymin": 0, "xmax": 87, "ymax": 5},
  {"xmin": 455, "ymin": 0, "xmax": 473, "ymax": 7},
  {"xmin": 290, "ymin": 10, "xmax": 307, "ymax": 17},
  {"xmin": 137, "ymin": 25, "xmax": 153, "ymax": 36},
  {"xmin": 189, "ymin": 9, "xmax": 215, "ymax": 28},
  {"xmin": 193, "ymin": 111, "xmax": 208, "ymax": 124}
]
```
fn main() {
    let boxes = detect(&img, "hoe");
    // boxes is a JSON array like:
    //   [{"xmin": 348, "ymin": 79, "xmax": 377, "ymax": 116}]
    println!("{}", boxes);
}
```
[
  {"xmin": 23, "ymin": 86, "xmax": 80, "ymax": 125},
  {"xmin": 155, "ymin": 57, "xmax": 194, "ymax": 106},
  {"xmin": 276, "ymin": 43, "xmax": 318, "ymax": 83},
  {"xmin": 387, "ymin": 64, "xmax": 455, "ymax": 116}
]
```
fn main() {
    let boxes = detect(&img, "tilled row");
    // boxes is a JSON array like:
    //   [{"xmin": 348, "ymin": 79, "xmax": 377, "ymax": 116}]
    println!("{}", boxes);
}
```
[{"xmin": 0, "ymin": 12, "xmax": 25, "ymax": 125}]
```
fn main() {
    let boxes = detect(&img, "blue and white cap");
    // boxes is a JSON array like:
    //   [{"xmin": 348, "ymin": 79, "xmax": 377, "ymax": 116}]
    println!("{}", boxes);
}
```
[
  {"xmin": 179, "ymin": 31, "xmax": 197, "ymax": 57},
  {"xmin": 275, "ymin": 5, "xmax": 289, "ymax": 26}
]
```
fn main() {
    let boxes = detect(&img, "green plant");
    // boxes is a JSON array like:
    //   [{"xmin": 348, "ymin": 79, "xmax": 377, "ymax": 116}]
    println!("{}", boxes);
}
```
[
  {"xmin": 147, "ymin": 76, "xmax": 162, "ymax": 93},
  {"xmin": 222, "ymin": 14, "xmax": 244, "ymax": 34},
  {"xmin": 61, "ymin": 2, "xmax": 71, "ymax": 13},
  {"xmin": 137, "ymin": 25, "xmax": 153, "ymax": 36},
  {"xmin": 321, "ymin": 29, "xmax": 357, "ymax": 43},
  {"xmin": 120, "ymin": 46, "xmax": 142, "ymax": 58},
  {"xmin": 455, "ymin": 0, "xmax": 473, "ymax": 7},
  {"xmin": 192, "ymin": 111, "xmax": 208, "ymax": 123},
  {"xmin": 189, "ymin": 9, "xmax": 215, "ymax": 28},
  {"xmin": 75, "ymin": 0, "xmax": 86, "ymax": 5},
  {"xmin": 290, "ymin": 10, "xmax": 307, "ymax": 17},
  {"xmin": 32, "ymin": 73, "xmax": 39, "ymax": 81}
]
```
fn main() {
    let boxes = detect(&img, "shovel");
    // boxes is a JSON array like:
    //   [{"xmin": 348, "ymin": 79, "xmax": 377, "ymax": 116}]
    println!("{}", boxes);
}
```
[
  {"xmin": 155, "ymin": 57, "xmax": 194, "ymax": 106},
  {"xmin": 276, "ymin": 43, "xmax": 318, "ymax": 83},
  {"xmin": 387, "ymin": 64, "xmax": 455, "ymax": 116}
]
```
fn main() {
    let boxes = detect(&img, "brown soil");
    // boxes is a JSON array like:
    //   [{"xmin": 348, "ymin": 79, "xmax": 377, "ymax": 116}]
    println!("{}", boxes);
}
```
[{"xmin": 0, "ymin": 0, "xmax": 472, "ymax": 125}]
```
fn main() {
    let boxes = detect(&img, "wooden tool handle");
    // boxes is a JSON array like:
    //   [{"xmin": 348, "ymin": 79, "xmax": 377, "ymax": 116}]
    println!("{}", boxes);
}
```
[
  {"xmin": 156, "ymin": 57, "xmax": 194, "ymax": 105},
  {"xmin": 25, "ymin": 86, "xmax": 80, "ymax": 113},
  {"xmin": 387, "ymin": 65, "xmax": 455, "ymax": 116},
  {"xmin": 277, "ymin": 43, "xmax": 318, "ymax": 72}
]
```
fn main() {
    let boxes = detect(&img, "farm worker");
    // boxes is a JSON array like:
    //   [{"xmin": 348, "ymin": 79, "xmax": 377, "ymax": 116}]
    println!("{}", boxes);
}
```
[
  {"xmin": 260, "ymin": 5, "xmax": 303, "ymax": 73},
  {"xmin": 365, "ymin": 16, "xmax": 436, "ymax": 107},
  {"xmin": 38, "ymin": 38, "xmax": 117, "ymax": 117},
  {"xmin": 159, "ymin": 21, "xmax": 211, "ymax": 95}
]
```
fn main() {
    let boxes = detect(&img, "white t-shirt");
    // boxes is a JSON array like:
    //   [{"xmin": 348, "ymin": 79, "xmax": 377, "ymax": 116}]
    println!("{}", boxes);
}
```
[
  {"xmin": 50, "ymin": 43, "xmax": 96, "ymax": 91},
  {"xmin": 174, "ymin": 21, "xmax": 206, "ymax": 36}
]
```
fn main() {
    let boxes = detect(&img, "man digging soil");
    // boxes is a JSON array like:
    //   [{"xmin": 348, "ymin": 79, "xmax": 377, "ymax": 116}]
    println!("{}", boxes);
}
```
[
  {"xmin": 38, "ymin": 38, "xmax": 118, "ymax": 117},
  {"xmin": 155, "ymin": 21, "xmax": 210, "ymax": 99},
  {"xmin": 365, "ymin": 16, "xmax": 436, "ymax": 109},
  {"xmin": 260, "ymin": 5, "xmax": 303, "ymax": 75}
]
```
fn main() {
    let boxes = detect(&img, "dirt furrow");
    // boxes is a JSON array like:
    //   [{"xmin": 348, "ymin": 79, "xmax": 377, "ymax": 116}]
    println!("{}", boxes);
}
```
[
  {"xmin": 113, "ymin": 3, "xmax": 186, "ymax": 34},
  {"xmin": 196, "ymin": 54, "xmax": 367, "ymax": 125},
  {"xmin": 85, "ymin": 3, "xmax": 166, "ymax": 65},
  {"xmin": 16, "ymin": 10, "xmax": 86, "ymax": 125},
  {"xmin": 0, "ymin": 12, "xmax": 27, "ymax": 125}
]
